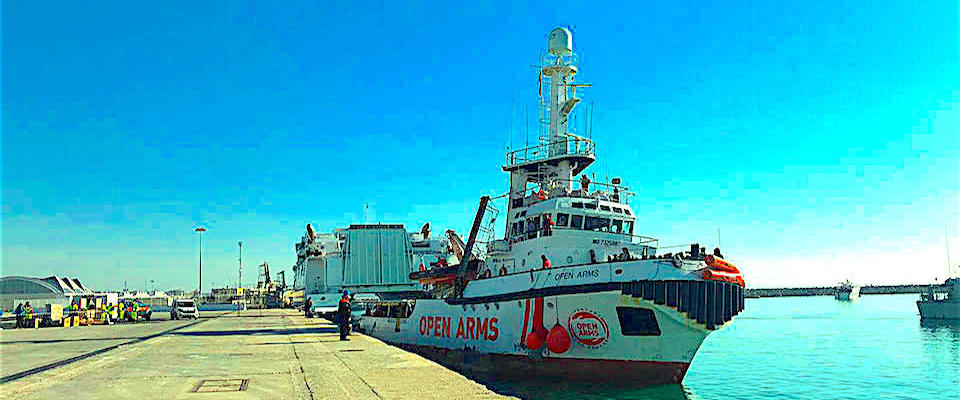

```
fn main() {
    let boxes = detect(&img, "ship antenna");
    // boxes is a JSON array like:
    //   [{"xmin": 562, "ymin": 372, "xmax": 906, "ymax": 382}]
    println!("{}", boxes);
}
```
[
  {"xmin": 589, "ymin": 101, "xmax": 595, "ymax": 139},
  {"xmin": 946, "ymin": 224, "xmax": 952, "ymax": 278},
  {"xmin": 509, "ymin": 96, "xmax": 515, "ymax": 152},
  {"xmin": 525, "ymin": 103, "xmax": 530, "ymax": 148}
]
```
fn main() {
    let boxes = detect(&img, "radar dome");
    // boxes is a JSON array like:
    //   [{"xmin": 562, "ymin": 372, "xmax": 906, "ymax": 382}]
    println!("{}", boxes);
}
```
[{"xmin": 548, "ymin": 27, "xmax": 573, "ymax": 56}]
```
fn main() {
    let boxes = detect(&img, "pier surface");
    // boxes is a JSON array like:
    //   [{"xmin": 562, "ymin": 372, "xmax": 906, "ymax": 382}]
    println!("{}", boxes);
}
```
[{"xmin": 0, "ymin": 309, "xmax": 512, "ymax": 400}]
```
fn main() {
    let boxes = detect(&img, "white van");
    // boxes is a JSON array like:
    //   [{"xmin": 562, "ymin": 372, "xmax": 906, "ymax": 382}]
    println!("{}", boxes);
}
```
[{"xmin": 170, "ymin": 299, "xmax": 198, "ymax": 320}]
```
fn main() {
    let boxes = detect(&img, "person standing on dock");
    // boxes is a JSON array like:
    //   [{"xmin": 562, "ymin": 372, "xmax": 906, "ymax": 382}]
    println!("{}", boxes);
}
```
[
  {"xmin": 338, "ymin": 290, "xmax": 351, "ymax": 341},
  {"xmin": 14, "ymin": 303, "xmax": 23, "ymax": 328}
]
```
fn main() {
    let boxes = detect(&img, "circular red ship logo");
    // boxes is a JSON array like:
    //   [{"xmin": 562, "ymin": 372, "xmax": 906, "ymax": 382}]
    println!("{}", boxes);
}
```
[{"xmin": 567, "ymin": 310, "xmax": 609, "ymax": 347}]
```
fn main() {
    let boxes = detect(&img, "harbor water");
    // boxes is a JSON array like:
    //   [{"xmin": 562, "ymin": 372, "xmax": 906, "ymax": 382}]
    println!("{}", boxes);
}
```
[{"xmin": 479, "ymin": 294, "xmax": 959, "ymax": 400}]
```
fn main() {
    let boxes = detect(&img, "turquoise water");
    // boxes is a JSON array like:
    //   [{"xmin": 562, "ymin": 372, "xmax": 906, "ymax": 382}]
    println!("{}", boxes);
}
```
[{"xmin": 483, "ymin": 294, "xmax": 960, "ymax": 399}]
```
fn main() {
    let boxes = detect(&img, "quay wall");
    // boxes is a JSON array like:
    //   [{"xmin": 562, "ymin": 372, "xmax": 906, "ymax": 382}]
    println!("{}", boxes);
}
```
[{"xmin": 744, "ymin": 284, "xmax": 932, "ymax": 298}]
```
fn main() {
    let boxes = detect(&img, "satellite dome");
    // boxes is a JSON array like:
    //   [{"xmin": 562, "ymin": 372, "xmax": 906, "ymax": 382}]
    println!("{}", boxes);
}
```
[{"xmin": 548, "ymin": 27, "xmax": 573, "ymax": 56}]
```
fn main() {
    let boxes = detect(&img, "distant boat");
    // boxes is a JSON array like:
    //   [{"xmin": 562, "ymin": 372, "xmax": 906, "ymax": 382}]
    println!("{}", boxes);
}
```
[
  {"xmin": 917, "ymin": 277, "xmax": 960, "ymax": 320},
  {"xmin": 835, "ymin": 280, "xmax": 860, "ymax": 301}
]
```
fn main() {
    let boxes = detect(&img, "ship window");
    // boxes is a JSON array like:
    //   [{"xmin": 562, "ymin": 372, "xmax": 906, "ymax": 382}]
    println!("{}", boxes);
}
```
[
  {"xmin": 600, "ymin": 205, "xmax": 611, "ymax": 211},
  {"xmin": 517, "ymin": 221, "xmax": 524, "ymax": 234},
  {"xmin": 611, "ymin": 219, "xmax": 623, "ymax": 234},
  {"xmin": 520, "ymin": 211, "xmax": 527, "ymax": 217},
  {"xmin": 570, "ymin": 214, "xmax": 584, "ymax": 229},
  {"xmin": 513, "ymin": 198, "xmax": 523, "ymax": 208},
  {"xmin": 624, "ymin": 209, "xmax": 632, "ymax": 215},
  {"xmin": 613, "ymin": 207, "xmax": 623, "ymax": 214},
  {"xmin": 616, "ymin": 307, "xmax": 660, "ymax": 336},
  {"xmin": 572, "ymin": 202, "xmax": 584, "ymax": 209},
  {"xmin": 556, "ymin": 213, "xmax": 569, "ymax": 227},
  {"xmin": 528, "ymin": 216, "xmax": 540, "ymax": 237},
  {"xmin": 584, "ymin": 216, "xmax": 610, "ymax": 232},
  {"xmin": 624, "ymin": 221, "xmax": 634, "ymax": 235},
  {"xmin": 584, "ymin": 203, "xmax": 598, "ymax": 210}
]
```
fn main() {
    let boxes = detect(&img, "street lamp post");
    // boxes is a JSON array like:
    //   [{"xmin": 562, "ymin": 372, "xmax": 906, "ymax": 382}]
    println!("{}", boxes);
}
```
[
  {"xmin": 195, "ymin": 227, "xmax": 207, "ymax": 298},
  {"xmin": 238, "ymin": 241, "xmax": 243, "ymax": 289}
]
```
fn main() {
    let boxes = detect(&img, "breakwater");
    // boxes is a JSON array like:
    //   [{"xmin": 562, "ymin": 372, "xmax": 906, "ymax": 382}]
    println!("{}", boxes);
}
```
[{"xmin": 744, "ymin": 284, "xmax": 933, "ymax": 298}]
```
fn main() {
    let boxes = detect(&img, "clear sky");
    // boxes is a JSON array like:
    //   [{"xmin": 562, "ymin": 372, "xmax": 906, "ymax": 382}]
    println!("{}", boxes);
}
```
[{"xmin": 2, "ymin": 1, "xmax": 958, "ymax": 290}]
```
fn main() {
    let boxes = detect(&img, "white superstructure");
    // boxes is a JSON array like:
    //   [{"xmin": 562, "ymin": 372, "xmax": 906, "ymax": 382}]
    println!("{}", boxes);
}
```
[
  {"xmin": 358, "ymin": 28, "xmax": 747, "ymax": 386},
  {"xmin": 835, "ymin": 280, "xmax": 860, "ymax": 301}
]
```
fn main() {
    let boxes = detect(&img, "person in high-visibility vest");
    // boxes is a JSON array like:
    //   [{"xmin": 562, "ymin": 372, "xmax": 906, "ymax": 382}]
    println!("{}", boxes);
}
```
[
  {"xmin": 100, "ymin": 303, "xmax": 110, "ymax": 324},
  {"xmin": 23, "ymin": 302, "xmax": 35, "ymax": 328}
]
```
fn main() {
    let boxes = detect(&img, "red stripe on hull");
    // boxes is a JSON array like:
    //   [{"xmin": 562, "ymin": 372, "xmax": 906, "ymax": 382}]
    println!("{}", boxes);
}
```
[
  {"xmin": 520, "ymin": 298, "xmax": 531, "ymax": 343},
  {"xmin": 395, "ymin": 342, "xmax": 691, "ymax": 386}
]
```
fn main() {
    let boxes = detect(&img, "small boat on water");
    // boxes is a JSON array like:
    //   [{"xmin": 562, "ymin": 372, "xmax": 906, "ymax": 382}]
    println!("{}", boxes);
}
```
[
  {"xmin": 917, "ymin": 277, "xmax": 960, "ymax": 320},
  {"xmin": 357, "ymin": 27, "xmax": 746, "ymax": 386},
  {"xmin": 835, "ymin": 280, "xmax": 860, "ymax": 301}
]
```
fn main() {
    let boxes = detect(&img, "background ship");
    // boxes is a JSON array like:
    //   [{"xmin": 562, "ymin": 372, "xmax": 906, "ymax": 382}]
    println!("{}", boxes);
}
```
[
  {"xmin": 292, "ymin": 223, "xmax": 458, "ymax": 319},
  {"xmin": 835, "ymin": 279, "xmax": 860, "ymax": 301}
]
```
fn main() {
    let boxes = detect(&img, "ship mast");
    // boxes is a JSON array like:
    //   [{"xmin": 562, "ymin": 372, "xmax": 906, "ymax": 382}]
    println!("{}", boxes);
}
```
[{"xmin": 502, "ymin": 28, "xmax": 595, "ymax": 235}]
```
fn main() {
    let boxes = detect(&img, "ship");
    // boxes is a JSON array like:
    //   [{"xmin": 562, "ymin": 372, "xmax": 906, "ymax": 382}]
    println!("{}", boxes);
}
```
[
  {"xmin": 835, "ymin": 279, "xmax": 860, "ymax": 301},
  {"xmin": 293, "ymin": 223, "xmax": 457, "ymax": 319},
  {"xmin": 917, "ymin": 276, "xmax": 959, "ymax": 320},
  {"xmin": 357, "ymin": 27, "xmax": 746, "ymax": 386}
]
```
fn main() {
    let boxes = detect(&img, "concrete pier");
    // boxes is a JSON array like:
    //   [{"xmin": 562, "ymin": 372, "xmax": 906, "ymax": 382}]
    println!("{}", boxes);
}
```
[{"xmin": 0, "ymin": 309, "xmax": 513, "ymax": 400}]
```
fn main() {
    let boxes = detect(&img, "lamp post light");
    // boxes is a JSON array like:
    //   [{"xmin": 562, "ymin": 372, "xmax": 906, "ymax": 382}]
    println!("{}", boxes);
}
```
[{"xmin": 195, "ymin": 227, "xmax": 207, "ymax": 298}]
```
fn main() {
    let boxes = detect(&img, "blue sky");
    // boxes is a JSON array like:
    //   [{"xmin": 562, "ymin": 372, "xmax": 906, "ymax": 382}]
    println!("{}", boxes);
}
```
[{"xmin": 2, "ymin": 1, "xmax": 958, "ymax": 290}]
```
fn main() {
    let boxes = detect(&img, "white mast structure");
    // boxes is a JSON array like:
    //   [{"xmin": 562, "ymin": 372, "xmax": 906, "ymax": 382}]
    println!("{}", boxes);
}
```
[{"xmin": 504, "ymin": 27, "xmax": 594, "ymax": 231}]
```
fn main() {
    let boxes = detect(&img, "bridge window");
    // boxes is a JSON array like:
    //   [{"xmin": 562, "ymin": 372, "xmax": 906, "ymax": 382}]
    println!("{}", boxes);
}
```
[
  {"xmin": 600, "ymin": 205, "xmax": 611, "ymax": 211},
  {"xmin": 584, "ymin": 203, "xmax": 598, "ymax": 210},
  {"xmin": 572, "ymin": 202, "xmax": 584, "ymax": 209},
  {"xmin": 624, "ymin": 209, "xmax": 632, "ymax": 215},
  {"xmin": 556, "ymin": 213, "xmax": 569, "ymax": 227},
  {"xmin": 616, "ymin": 307, "xmax": 661, "ymax": 336},
  {"xmin": 613, "ymin": 207, "xmax": 623, "ymax": 214},
  {"xmin": 570, "ymin": 214, "xmax": 584, "ymax": 229},
  {"xmin": 624, "ymin": 221, "xmax": 634, "ymax": 235},
  {"xmin": 611, "ymin": 219, "xmax": 623, "ymax": 234},
  {"xmin": 584, "ymin": 216, "xmax": 610, "ymax": 232}
]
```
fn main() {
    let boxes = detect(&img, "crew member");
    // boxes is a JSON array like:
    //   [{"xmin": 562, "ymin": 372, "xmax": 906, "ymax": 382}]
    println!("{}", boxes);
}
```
[
  {"xmin": 304, "ymin": 297, "xmax": 313, "ymax": 318},
  {"xmin": 541, "ymin": 254, "xmax": 552, "ymax": 269},
  {"xmin": 543, "ymin": 214, "xmax": 555, "ymax": 237},
  {"xmin": 337, "ymin": 290, "xmax": 351, "ymax": 341},
  {"xmin": 536, "ymin": 188, "xmax": 547, "ymax": 201},
  {"xmin": 580, "ymin": 174, "xmax": 591, "ymax": 193}
]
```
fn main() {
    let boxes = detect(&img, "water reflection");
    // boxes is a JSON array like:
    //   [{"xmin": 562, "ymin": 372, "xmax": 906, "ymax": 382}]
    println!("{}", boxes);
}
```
[
  {"xmin": 920, "ymin": 318, "xmax": 960, "ymax": 338},
  {"xmin": 477, "ymin": 378, "xmax": 699, "ymax": 400}
]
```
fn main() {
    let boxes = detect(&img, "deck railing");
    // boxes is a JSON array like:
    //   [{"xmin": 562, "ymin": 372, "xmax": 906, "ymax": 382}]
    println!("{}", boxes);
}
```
[{"xmin": 506, "ymin": 137, "xmax": 595, "ymax": 166}]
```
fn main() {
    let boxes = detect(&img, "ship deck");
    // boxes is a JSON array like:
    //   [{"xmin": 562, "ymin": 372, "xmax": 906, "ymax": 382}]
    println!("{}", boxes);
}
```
[{"xmin": 0, "ymin": 309, "xmax": 513, "ymax": 400}]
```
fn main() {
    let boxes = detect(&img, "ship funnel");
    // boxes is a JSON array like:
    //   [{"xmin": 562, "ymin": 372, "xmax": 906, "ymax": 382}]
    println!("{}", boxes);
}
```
[{"xmin": 548, "ymin": 27, "xmax": 573, "ymax": 56}]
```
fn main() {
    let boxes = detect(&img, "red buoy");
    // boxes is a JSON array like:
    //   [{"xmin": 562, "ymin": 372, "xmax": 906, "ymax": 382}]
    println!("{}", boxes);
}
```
[
  {"xmin": 545, "ymin": 324, "xmax": 571, "ymax": 353},
  {"xmin": 525, "ymin": 330, "xmax": 544, "ymax": 350}
]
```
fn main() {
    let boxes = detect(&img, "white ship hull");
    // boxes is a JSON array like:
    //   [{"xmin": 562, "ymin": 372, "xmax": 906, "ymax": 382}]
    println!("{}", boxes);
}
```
[
  {"xmin": 917, "ymin": 300, "xmax": 960, "ymax": 320},
  {"xmin": 359, "ymin": 260, "xmax": 743, "ymax": 385}
]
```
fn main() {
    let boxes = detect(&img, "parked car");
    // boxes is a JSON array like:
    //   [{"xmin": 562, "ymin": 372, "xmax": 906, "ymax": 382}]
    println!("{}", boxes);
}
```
[{"xmin": 170, "ymin": 299, "xmax": 198, "ymax": 320}]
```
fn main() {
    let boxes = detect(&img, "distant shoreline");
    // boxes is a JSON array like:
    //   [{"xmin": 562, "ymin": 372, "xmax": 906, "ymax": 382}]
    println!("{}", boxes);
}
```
[{"xmin": 745, "ymin": 284, "xmax": 935, "ymax": 298}]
